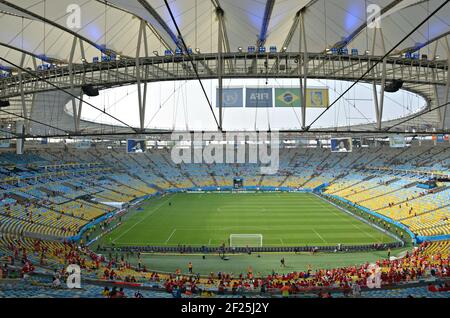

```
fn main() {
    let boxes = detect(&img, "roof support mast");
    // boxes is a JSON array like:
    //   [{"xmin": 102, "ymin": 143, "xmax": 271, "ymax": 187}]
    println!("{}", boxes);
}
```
[
  {"xmin": 426, "ymin": 37, "xmax": 450, "ymax": 130},
  {"xmin": 278, "ymin": 0, "xmax": 317, "ymax": 76},
  {"xmin": 212, "ymin": 0, "xmax": 231, "ymax": 129},
  {"xmin": 217, "ymin": 8, "xmax": 224, "ymax": 130},
  {"xmin": 439, "ymin": 37, "xmax": 450, "ymax": 130},
  {"xmin": 430, "ymin": 41, "xmax": 442, "ymax": 126},
  {"xmin": 371, "ymin": 25, "xmax": 387, "ymax": 130},
  {"xmin": 280, "ymin": 0, "xmax": 318, "ymax": 51},
  {"xmin": 298, "ymin": 10, "xmax": 308, "ymax": 130},
  {"xmin": 161, "ymin": 0, "xmax": 220, "ymax": 131},
  {"xmin": 136, "ymin": 19, "xmax": 149, "ymax": 132},
  {"xmin": 212, "ymin": 0, "xmax": 232, "ymax": 71},
  {"xmin": 68, "ymin": 37, "xmax": 86, "ymax": 132},
  {"xmin": 18, "ymin": 53, "xmax": 28, "ymax": 133},
  {"xmin": 96, "ymin": 0, "xmax": 173, "ymax": 51}
]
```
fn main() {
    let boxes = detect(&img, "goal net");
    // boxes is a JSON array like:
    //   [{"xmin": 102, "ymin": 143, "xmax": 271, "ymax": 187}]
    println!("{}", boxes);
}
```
[{"xmin": 229, "ymin": 234, "xmax": 263, "ymax": 247}]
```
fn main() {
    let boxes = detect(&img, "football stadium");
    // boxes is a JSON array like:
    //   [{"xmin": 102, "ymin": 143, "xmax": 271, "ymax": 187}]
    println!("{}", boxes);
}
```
[{"xmin": 0, "ymin": 0, "xmax": 449, "ymax": 302}]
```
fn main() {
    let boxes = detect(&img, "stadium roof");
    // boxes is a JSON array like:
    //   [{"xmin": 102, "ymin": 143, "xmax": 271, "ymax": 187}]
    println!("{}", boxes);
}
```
[
  {"xmin": 0, "ymin": 0, "xmax": 449, "ymax": 136},
  {"xmin": 1, "ymin": 0, "xmax": 450, "ymax": 62}
]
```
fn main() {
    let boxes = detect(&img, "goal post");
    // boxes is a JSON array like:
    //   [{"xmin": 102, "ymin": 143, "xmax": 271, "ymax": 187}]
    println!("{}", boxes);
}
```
[{"xmin": 229, "ymin": 234, "xmax": 263, "ymax": 247}]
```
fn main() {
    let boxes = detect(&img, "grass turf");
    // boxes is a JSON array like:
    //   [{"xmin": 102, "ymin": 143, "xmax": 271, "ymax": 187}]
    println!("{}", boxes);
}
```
[{"xmin": 101, "ymin": 192, "xmax": 394, "ymax": 247}]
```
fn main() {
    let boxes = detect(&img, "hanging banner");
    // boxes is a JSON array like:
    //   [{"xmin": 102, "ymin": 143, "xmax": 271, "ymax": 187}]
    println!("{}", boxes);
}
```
[
  {"xmin": 306, "ymin": 88, "xmax": 329, "ymax": 108},
  {"xmin": 246, "ymin": 88, "xmax": 273, "ymax": 107},
  {"xmin": 216, "ymin": 88, "xmax": 243, "ymax": 107},
  {"xmin": 275, "ymin": 88, "xmax": 301, "ymax": 107},
  {"xmin": 275, "ymin": 87, "xmax": 329, "ymax": 108}
]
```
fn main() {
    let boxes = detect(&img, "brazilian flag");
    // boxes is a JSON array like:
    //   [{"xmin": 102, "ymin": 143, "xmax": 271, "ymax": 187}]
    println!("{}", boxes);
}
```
[{"xmin": 275, "ymin": 88, "xmax": 301, "ymax": 107}]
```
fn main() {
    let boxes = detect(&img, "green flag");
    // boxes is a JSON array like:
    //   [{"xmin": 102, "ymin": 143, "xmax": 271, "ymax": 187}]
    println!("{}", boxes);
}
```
[{"xmin": 275, "ymin": 88, "xmax": 301, "ymax": 107}]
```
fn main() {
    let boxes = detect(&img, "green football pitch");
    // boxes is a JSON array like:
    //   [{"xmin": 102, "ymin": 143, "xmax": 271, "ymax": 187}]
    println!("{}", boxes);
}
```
[{"xmin": 102, "ymin": 192, "xmax": 394, "ymax": 247}]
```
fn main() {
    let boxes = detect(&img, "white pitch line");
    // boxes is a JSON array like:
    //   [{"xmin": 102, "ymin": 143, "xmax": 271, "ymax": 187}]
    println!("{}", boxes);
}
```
[
  {"xmin": 351, "ymin": 223, "xmax": 380, "ymax": 241},
  {"xmin": 312, "ymin": 228, "xmax": 327, "ymax": 243},
  {"xmin": 313, "ymin": 193, "xmax": 388, "ymax": 242},
  {"xmin": 165, "ymin": 229, "xmax": 177, "ymax": 244},
  {"xmin": 327, "ymin": 201, "xmax": 380, "ymax": 241},
  {"xmin": 280, "ymin": 238, "xmax": 284, "ymax": 246},
  {"xmin": 112, "ymin": 196, "xmax": 171, "ymax": 243}
]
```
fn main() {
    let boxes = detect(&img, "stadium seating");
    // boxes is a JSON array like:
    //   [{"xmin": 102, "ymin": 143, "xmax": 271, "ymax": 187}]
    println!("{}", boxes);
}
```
[
  {"xmin": 0, "ymin": 145, "xmax": 449, "ymax": 240},
  {"xmin": 0, "ymin": 144, "xmax": 449, "ymax": 298},
  {"xmin": 0, "ymin": 234, "xmax": 448, "ymax": 298}
]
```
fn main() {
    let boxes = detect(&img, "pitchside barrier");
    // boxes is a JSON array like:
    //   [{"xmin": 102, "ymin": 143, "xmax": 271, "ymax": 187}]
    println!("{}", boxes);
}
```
[
  {"xmin": 68, "ymin": 185, "xmax": 448, "ymax": 244},
  {"xmin": 167, "ymin": 186, "xmax": 310, "ymax": 193},
  {"xmin": 98, "ymin": 242, "xmax": 402, "ymax": 254},
  {"xmin": 416, "ymin": 233, "xmax": 450, "ymax": 242},
  {"xmin": 67, "ymin": 209, "xmax": 121, "ymax": 243}
]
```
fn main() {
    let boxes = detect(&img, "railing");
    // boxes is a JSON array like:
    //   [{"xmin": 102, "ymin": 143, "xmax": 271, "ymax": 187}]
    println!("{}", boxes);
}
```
[
  {"xmin": 98, "ymin": 242, "xmax": 402, "ymax": 254},
  {"xmin": 0, "ymin": 52, "xmax": 447, "ymax": 99}
]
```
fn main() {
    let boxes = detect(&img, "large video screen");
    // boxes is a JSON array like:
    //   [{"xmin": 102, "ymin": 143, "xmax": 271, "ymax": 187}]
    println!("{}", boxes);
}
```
[
  {"xmin": 127, "ymin": 139, "xmax": 146, "ymax": 153},
  {"xmin": 330, "ymin": 138, "xmax": 352, "ymax": 153},
  {"xmin": 389, "ymin": 135, "xmax": 406, "ymax": 148},
  {"xmin": 76, "ymin": 140, "xmax": 91, "ymax": 149}
]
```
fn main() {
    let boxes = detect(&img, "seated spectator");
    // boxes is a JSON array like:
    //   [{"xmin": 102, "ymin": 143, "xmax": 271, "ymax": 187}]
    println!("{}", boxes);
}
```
[
  {"xmin": 280, "ymin": 283, "xmax": 290, "ymax": 298},
  {"xmin": 102, "ymin": 287, "xmax": 110, "ymax": 297},
  {"xmin": 52, "ymin": 276, "xmax": 61, "ymax": 288},
  {"xmin": 109, "ymin": 286, "xmax": 118, "ymax": 298},
  {"xmin": 427, "ymin": 283, "xmax": 438, "ymax": 292},
  {"xmin": 117, "ymin": 287, "xmax": 126, "ymax": 298}
]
